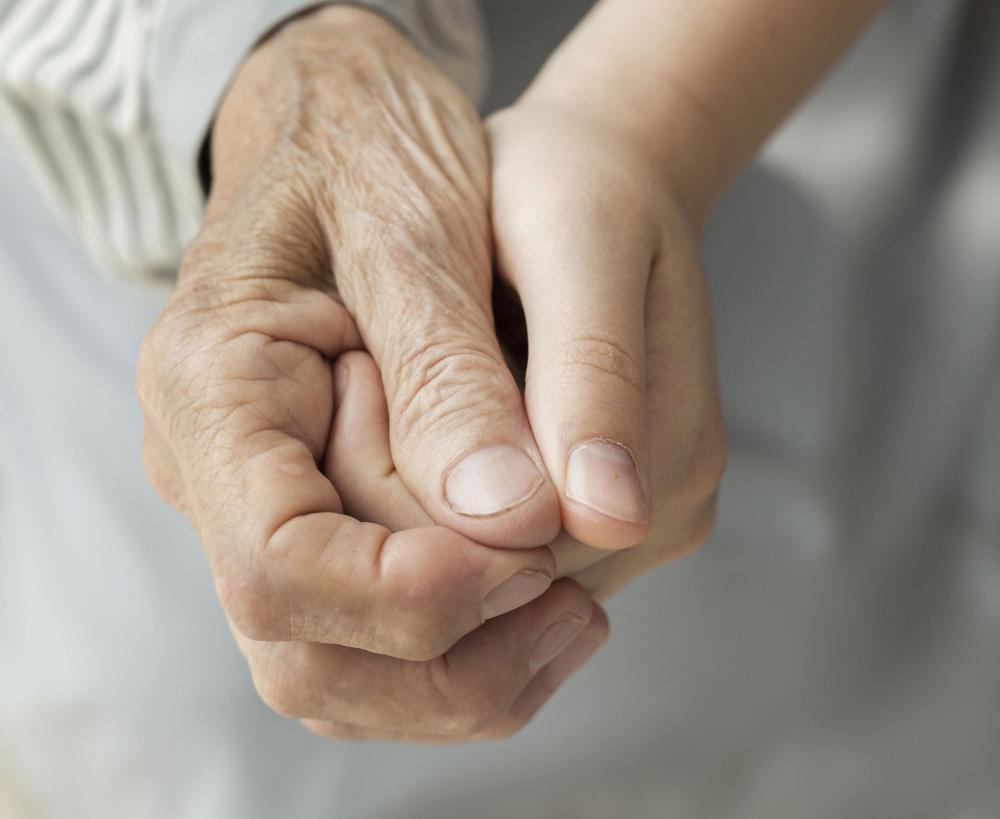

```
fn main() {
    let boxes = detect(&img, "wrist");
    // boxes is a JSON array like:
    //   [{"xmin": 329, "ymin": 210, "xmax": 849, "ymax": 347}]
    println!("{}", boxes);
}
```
[{"xmin": 521, "ymin": 66, "xmax": 730, "ymax": 228}]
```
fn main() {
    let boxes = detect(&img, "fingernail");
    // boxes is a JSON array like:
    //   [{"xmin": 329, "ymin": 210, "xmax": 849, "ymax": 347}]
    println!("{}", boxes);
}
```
[
  {"xmin": 333, "ymin": 363, "xmax": 349, "ymax": 405},
  {"xmin": 483, "ymin": 570, "xmax": 552, "ymax": 620},
  {"xmin": 566, "ymin": 439, "xmax": 647, "ymax": 524},
  {"xmin": 530, "ymin": 612, "xmax": 588, "ymax": 673},
  {"xmin": 542, "ymin": 632, "xmax": 603, "ymax": 685},
  {"xmin": 445, "ymin": 445, "xmax": 543, "ymax": 516}
]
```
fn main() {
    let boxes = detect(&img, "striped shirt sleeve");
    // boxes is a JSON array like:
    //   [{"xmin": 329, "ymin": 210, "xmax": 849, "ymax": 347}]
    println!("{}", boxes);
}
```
[{"xmin": 0, "ymin": 0, "xmax": 487, "ymax": 286}]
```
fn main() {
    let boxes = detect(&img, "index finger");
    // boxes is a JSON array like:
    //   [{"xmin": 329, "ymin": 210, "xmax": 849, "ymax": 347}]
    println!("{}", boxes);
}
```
[{"xmin": 154, "ymin": 280, "xmax": 555, "ymax": 661}]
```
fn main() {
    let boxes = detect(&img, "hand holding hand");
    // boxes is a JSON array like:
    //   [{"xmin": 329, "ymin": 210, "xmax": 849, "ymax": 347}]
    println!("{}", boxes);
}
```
[
  {"xmin": 136, "ymin": 6, "xmax": 603, "ymax": 742},
  {"xmin": 320, "ymin": 95, "xmax": 725, "ymax": 606}
]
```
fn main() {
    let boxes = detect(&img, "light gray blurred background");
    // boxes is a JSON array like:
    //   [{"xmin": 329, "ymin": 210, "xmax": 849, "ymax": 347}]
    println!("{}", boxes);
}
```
[{"xmin": 1, "ymin": 1, "xmax": 997, "ymax": 817}]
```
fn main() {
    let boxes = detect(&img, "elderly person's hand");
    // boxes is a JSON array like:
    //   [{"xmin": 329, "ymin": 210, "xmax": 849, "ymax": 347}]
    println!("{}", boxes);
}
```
[
  {"xmin": 136, "ymin": 6, "xmax": 605, "ymax": 740},
  {"xmin": 482, "ymin": 98, "xmax": 727, "ymax": 596}
]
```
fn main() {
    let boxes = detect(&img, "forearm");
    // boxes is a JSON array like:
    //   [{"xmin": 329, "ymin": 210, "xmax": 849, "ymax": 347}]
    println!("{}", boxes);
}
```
[{"xmin": 523, "ymin": 0, "xmax": 887, "ymax": 219}]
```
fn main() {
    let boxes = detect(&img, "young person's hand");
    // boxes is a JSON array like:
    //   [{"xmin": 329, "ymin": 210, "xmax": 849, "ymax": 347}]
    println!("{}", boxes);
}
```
[
  {"xmin": 467, "ymin": 0, "xmax": 884, "ymax": 587},
  {"xmin": 484, "ymin": 99, "xmax": 728, "ymax": 588}
]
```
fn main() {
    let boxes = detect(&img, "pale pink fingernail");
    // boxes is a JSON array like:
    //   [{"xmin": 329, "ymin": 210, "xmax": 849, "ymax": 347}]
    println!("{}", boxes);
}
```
[
  {"xmin": 542, "ymin": 632, "xmax": 603, "ymax": 684},
  {"xmin": 445, "ymin": 445, "xmax": 543, "ymax": 516},
  {"xmin": 483, "ymin": 570, "xmax": 552, "ymax": 620},
  {"xmin": 530, "ymin": 612, "xmax": 588, "ymax": 673},
  {"xmin": 566, "ymin": 439, "xmax": 647, "ymax": 524}
]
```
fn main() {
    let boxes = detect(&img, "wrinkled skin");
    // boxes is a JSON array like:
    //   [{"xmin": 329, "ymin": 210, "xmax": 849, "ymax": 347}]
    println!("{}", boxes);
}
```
[{"xmin": 136, "ymin": 7, "xmax": 723, "ymax": 742}]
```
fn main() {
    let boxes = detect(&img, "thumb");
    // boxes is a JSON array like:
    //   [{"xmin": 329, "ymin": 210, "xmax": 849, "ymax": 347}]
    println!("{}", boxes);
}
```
[
  {"xmin": 329, "ymin": 139, "xmax": 560, "ymax": 547},
  {"xmin": 326, "ymin": 350, "xmax": 560, "ymax": 621},
  {"xmin": 340, "ymin": 243, "xmax": 561, "ymax": 548},
  {"xmin": 495, "ymin": 202, "xmax": 655, "ymax": 551}
]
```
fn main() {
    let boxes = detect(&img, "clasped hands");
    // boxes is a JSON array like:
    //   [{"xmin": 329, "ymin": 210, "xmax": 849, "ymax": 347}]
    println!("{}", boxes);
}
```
[{"xmin": 137, "ymin": 7, "xmax": 724, "ymax": 743}]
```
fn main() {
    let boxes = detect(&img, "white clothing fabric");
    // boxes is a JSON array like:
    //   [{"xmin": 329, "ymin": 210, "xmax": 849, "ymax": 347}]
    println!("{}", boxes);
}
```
[
  {"xmin": 0, "ymin": 0, "xmax": 486, "ymax": 283},
  {"xmin": 1, "ymin": 1, "xmax": 999, "ymax": 817}
]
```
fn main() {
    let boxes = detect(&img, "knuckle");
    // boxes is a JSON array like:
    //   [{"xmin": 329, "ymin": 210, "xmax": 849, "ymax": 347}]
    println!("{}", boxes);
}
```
[
  {"xmin": 462, "ymin": 694, "xmax": 510, "ymax": 735},
  {"xmin": 556, "ymin": 334, "xmax": 644, "ymax": 403},
  {"xmin": 672, "ymin": 494, "xmax": 720, "ymax": 559},
  {"xmin": 668, "ymin": 410, "xmax": 727, "ymax": 506},
  {"xmin": 479, "ymin": 714, "xmax": 530, "ymax": 740},
  {"xmin": 134, "ymin": 343, "xmax": 156, "ymax": 412},
  {"xmin": 449, "ymin": 708, "xmax": 503, "ymax": 737},
  {"xmin": 375, "ymin": 535, "xmax": 480, "ymax": 661},
  {"xmin": 135, "ymin": 321, "xmax": 174, "ymax": 414},
  {"xmin": 692, "ymin": 495, "xmax": 720, "ymax": 546},
  {"xmin": 136, "ymin": 306, "xmax": 212, "ymax": 433},
  {"xmin": 687, "ymin": 415, "xmax": 728, "ymax": 500},
  {"xmin": 388, "ymin": 340, "xmax": 516, "ymax": 441},
  {"xmin": 422, "ymin": 659, "xmax": 508, "ymax": 735},
  {"xmin": 217, "ymin": 567, "xmax": 286, "ymax": 641},
  {"xmin": 141, "ymin": 440, "xmax": 186, "ymax": 513},
  {"xmin": 253, "ymin": 662, "xmax": 310, "ymax": 719},
  {"xmin": 391, "ymin": 617, "xmax": 458, "ymax": 663}
]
